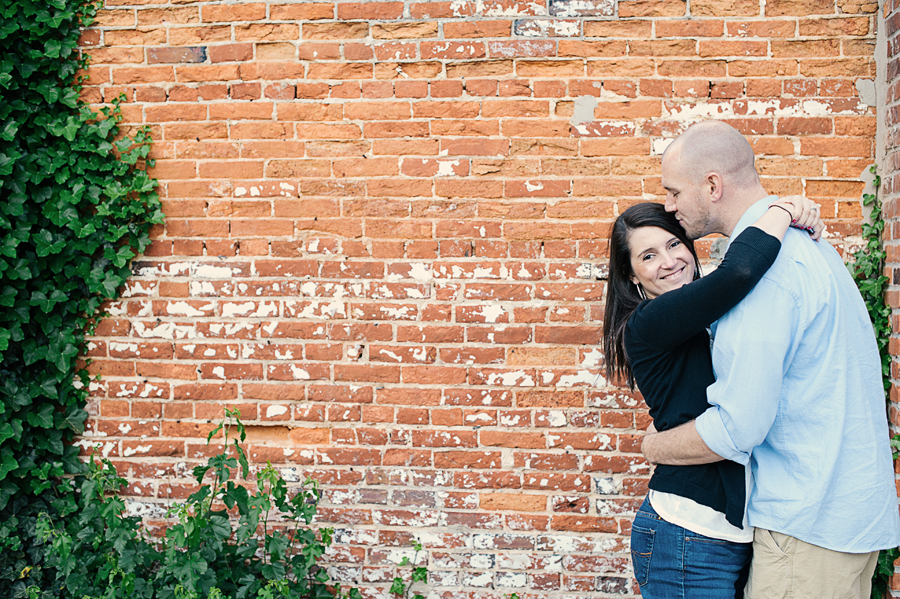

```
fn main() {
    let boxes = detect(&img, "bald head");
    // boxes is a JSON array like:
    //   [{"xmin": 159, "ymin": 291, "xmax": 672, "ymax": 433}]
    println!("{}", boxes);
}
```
[
  {"xmin": 660, "ymin": 121, "xmax": 768, "ymax": 237},
  {"xmin": 664, "ymin": 121, "xmax": 759, "ymax": 189}
]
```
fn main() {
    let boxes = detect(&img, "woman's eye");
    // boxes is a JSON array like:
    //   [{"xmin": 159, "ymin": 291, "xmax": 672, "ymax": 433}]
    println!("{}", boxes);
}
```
[
  {"xmin": 642, "ymin": 254, "xmax": 654, "ymax": 261},
  {"xmin": 669, "ymin": 240, "xmax": 681, "ymax": 249}
]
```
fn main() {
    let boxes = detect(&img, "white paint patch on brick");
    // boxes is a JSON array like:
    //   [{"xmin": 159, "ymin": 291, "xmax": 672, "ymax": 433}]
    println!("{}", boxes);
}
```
[
  {"xmin": 190, "ymin": 281, "xmax": 217, "ymax": 295},
  {"xmin": 109, "ymin": 342, "xmax": 138, "ymax": 354},
  {"xmin": 581, "ymin": 348, "xmax": 603, "ymax": 367},
  {"xmin": 378, "ymin": 349, "xmax": 403, "ymax": 362},
  {"xmin": 273, "ymin": 348, "xmax": 293, "ymax": 360},
  {"xmin": 289, "ymin": 365, "xmax": 311, "ymax": 380},
  {"xmin": 137, "ymin": 261, "xmax": 191, "ymax": 277},
  {"xmin": 465, "ymin": 412, "xmax": 493, "ymax": 423},
  {"xmin": 194, "ymin": 264, "xmax": 237, "ymax": 278},
  {"xmin": 588, "ymin": 391, "xmax": 640, "ymax": 408},
  {"xmin": 123, "ymin": 444, "xmax": 153, "ymax": 457},
  {"xmin": 483, "ymin": 0, "xmax": 546, "ymax": 15},
  {"xmin": 212, "ymin": 366, "xmax": 225, "ymax": 379},
  {"xmin": 557, "ymin": 369, "xmax": 605, "ymax": 387},
  {"xmin": 221, "ymin": 301, "xmax": 255, "ymax": 317},
  {"xmin": 476, "ymin": 304, "xmax": 506, "ymax": 323},
  {"xmin": 409, "ymin": 262, "xmax": 432, "ymax": 280},
  {"xmin": 436, "ymin": 160, "xmax": 460, "ymax": 177},
  {"xmin": 470, "ymin": 553, "xmax": 496, "ymax": 569},
  {"xmin": 652, "ymin": 137, "xmax": 676, "ymax": 155},
  {"xmin": 134, "ymin": 322, "xmax": 195, "ymax": 339},
  {"xmin": 500, "ymin": 413, "xmax": 522, "ymax": 426},
  {"xmin": 121, "ymin": 281, "xmax": 156, "ymax": 297},
  {"xmin": 379, "ymin": 305, "xmax": 413, "ymax": 319},
  {"xmin": 266, "ymin": 405, "xmax": 289, "ymax": 418},
  {"xmin": 572, "ymin": 121, "xmax": 634, "ymax": 136},
  {"xmin": 497, "ymin": 572, "xmax": 527, "ymax": 587},
  {"xmin": 204, "ymin": 322, "xmax": 254, "ymax": 337},
  {"xmin": 166, "ymin": 301, "xmax": 212, "ymax": 317},
  {"xmin": 595, "ymin": 476, "xmax": 617, "ymax": 494},
  {"xmin": 286, "ymin": 301, "xmax": 346, "ymax": 319},
  {"xmin": 485, "ymin": 370, "xmax": 535, "ymax": 387},
  {"xmin": 545, "ymin": 411, "xmax": 567, "ymax": 427},
  {"xmin": 105, "ymin": 302, "xmax": 127, "ymax": 316},
  {"xmin": 665, "ymin": 102, "xmax": 735, "ymax": 119},
  {"xmin": 524, "ymin": 180, "xmax": 544, "ymax": 192}
]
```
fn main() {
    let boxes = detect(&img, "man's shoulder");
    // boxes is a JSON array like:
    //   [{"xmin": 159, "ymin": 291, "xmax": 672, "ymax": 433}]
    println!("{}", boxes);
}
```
[{"xmin": 766, "ymin": 230, "xmax": 845, "ymax": 286}]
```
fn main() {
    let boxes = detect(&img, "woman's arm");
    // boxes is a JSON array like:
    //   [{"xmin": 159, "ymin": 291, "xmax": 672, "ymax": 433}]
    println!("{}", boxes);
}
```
[
  {"xmin": 753, "ymin": 195, "xmax": 824, "ymax": 242},
  {"xmin": 627, "ymin": 196, "xmax": 822, "ymax": 349}
]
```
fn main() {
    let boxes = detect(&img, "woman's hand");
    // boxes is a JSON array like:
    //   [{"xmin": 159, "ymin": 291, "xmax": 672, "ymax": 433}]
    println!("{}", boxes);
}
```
[{"xmin": 771, "ymin": 195, "xmax": 824, "ymax": 241}]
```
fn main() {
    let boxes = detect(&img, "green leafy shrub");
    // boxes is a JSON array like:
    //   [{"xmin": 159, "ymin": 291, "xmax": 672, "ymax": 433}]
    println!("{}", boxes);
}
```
[
  {"xmin": 851, "ymin": 166, "xmax": 900, "ymax": 599},
  {"xmin": 0, "ymin": 0, "xmax": 162, "ymax": 594},
  {"xmin": 849, "ymin": 165, "xmax": 891, "ymax": 401},
  {"xmin": 39, "ymin": 409, "xmax": 360, "ymax": 599}
]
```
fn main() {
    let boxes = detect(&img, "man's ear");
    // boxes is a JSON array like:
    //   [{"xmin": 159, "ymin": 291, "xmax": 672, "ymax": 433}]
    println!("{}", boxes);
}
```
[{"xmin": 706, "ymin": 172, "xmax": 724, "ymax": 203}]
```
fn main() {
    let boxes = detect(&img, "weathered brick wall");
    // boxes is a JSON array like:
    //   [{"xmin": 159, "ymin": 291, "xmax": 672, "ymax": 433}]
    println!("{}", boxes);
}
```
[
  {"xmin": 881, "ymin": 0, "xmax": 900, "ymax": 592},
  {"xmin": 78, "ymin": 1, "xmax": 878, "ymax": 596}
]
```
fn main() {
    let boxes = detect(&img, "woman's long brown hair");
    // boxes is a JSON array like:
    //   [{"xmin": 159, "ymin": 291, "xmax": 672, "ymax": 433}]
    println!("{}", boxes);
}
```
[{"xmin": 602, "ymin": 202, "xmax": 700, "ymax": 389}]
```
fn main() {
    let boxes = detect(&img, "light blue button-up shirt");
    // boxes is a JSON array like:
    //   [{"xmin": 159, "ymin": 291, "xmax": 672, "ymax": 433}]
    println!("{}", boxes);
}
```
[{"xmin": 696, "ymin": 197, "xmax": 900, "ymax": 553}]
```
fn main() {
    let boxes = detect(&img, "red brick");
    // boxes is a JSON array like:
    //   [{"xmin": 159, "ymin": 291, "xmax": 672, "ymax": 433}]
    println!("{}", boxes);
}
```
[{"xmin": 337, "ymin": 2, "xmax": 404, "ymax": 19}]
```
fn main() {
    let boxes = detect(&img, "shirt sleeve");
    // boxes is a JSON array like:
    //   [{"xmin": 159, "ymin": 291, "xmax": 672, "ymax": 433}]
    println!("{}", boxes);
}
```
[
  {"xmin": 628, "ymin": 226, "xmax": 782, "ymax": 351},
  {"xmin": 695, "ymin": 278, "xmax": 799, "ymax": 465}
]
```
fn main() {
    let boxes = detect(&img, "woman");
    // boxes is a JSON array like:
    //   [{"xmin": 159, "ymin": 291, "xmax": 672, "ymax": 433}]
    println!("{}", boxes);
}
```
[{"xmin": 602, "ymin": 198, "xmax": 822, "ymax": 598}]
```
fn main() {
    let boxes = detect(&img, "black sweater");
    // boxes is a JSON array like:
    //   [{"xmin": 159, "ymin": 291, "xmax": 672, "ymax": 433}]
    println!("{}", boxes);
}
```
[{"xmin": 624, "ymin": 226, "xmax": 782, "ymax": 529}]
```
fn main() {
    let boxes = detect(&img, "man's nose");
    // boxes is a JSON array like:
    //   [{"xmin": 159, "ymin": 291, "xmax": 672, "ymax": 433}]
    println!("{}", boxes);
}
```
[{"xmin": 664, "ymin": 193, "xmax": 676, "ymax": 212}]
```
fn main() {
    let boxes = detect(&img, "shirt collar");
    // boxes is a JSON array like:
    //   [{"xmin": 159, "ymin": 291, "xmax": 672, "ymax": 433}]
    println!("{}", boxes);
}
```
[{"xmin": 725, "ymin": 195, "xmax": 779, "ymax": 251}]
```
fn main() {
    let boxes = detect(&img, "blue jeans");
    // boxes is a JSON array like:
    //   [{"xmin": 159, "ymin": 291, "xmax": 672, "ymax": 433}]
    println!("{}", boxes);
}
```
[{"xmin": 631, "ymin": 498, "xmax": 752, "ymax": 599}]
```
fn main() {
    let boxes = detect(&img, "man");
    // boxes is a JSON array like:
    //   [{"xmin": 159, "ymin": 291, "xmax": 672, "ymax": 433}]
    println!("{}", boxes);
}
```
[{"xmin": 641, "ymin": 120, "xmax": 900, "ymax": 598}]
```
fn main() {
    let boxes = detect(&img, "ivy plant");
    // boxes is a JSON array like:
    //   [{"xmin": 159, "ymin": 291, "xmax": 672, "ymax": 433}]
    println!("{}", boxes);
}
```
[
  {"xmin": 390, "ymin": 540, "xmax": 428, "ymax": 599},
  {"xmin": 38, "ymin": 409, "xmax": 362, "ymax": 599},
  {"xmin": 0, "ymin": 0, "xmax": 162, "ymax": 595},
  {"xmin": 849, "ymin": 165, "xmax": 891, "ymax": 401},
  {"xmin": 847, "ymin": 166, "xmax": 899, "ymax": 599}
]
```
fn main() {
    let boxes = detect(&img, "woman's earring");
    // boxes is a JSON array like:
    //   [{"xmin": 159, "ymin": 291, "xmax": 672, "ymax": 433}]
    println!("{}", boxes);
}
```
[{"xmin": 635, "ymin": 283, "xmax": 646, "ymax": 300}]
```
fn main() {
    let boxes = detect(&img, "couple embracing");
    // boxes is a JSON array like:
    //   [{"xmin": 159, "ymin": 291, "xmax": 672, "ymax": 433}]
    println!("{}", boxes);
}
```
[{"xmin": 603, "ymin": 121, "xmax": 900, "ymax": 598}]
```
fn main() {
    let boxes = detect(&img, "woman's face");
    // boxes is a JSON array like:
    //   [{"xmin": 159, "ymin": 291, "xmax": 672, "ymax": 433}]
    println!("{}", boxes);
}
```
[{"xmin": 627, "ymin": 226, "xmax": 696, "ymax": 299}]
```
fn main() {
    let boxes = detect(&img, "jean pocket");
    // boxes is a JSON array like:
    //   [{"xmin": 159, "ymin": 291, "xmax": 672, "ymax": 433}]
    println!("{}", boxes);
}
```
[{"xmin": 630, "ymin": 524, "xmax": 655, "ymax": 587}]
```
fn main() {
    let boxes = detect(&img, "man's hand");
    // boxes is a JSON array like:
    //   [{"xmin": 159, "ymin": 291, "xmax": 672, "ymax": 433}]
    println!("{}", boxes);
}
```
[{"xmin": 641, "ymin": 420, "xmax": 724, "ymax": 466}]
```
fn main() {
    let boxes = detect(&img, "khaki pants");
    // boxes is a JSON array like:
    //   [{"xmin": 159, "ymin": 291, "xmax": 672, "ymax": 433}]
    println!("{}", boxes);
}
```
[{"xmin": 745, "ymin": 528, "xmax": 879, "ymax": 599}]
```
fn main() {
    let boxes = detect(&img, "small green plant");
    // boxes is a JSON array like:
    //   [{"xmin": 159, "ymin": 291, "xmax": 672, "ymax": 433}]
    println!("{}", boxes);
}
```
[
  {"xmin": 847, "ymin": 166, "xmax": 899, "ymax": 599},
  {"xmin": 390, "ymin": 540, "xmax": 428, "ymax": 599},
  {"xmin": 38, "ymin": 409, "xmax": 355, "ymax": 599},
  {"xmin": 849, "ymin": 165, "xmax": 891, "ymax": 403}
]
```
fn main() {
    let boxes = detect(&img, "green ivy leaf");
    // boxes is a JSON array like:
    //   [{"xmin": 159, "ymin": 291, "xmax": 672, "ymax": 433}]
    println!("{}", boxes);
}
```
[
  {"xmin": 44, "ymin": 39, "xmax": 62, "ymax": 58},
  {"xmin": 27, "ymin": 403, "xmax": 55, "ymax": 428},
  {"xmin": 0, "ymin": 450, "xmax": 19, "ymax": 479}
]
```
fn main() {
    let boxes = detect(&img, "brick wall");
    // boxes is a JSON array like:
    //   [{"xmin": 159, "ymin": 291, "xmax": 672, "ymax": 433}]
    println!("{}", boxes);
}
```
[
  {"xmin": 881, "ymin": 0, "xmax": 900, "ymax": 592},
  {"xmin": 79, "ymin": 1, "xmax": 878, "ymax": 596}
]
